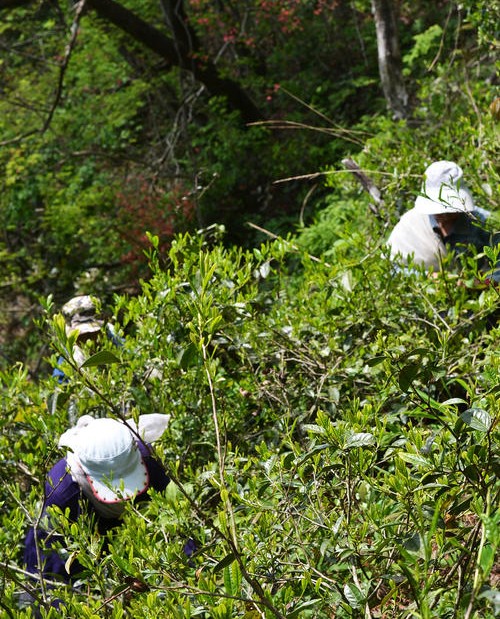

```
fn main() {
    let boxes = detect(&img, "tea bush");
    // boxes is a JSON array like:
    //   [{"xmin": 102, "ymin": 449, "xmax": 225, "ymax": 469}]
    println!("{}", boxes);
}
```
[{"xmin": 1, "ymin": 229, "xmax": 498, "ymax": 617}]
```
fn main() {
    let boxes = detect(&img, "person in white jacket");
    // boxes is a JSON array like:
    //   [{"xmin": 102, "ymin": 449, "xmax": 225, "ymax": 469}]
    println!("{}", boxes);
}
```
[{"xmin": 387, "ymin": 160, "xmax": 499, "ymax": 281}]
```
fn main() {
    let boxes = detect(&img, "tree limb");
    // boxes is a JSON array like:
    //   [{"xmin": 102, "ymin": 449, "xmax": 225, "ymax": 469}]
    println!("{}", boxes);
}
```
[
  {"xmin": 86, "ymin": 0, "xmax": 264, "ymax": 123},
  {"xmin": 42, "ymin": 0, "xmax": 87, "ymax": 134},
  {"xmin": 0, "ymin": 0, "xmax": 264, "ymax": 124}
]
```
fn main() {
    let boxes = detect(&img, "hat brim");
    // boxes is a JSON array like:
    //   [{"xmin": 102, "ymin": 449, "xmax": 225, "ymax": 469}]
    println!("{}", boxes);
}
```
[
  {"xmin": 81, "ymin": 445, "xmax": 149, "ymax": 504},
  {"xmin": 414, "ymin": 186, "xmax": 475, "ymax": 215},
  {"xmin": 65, "ymin": 320, "xmax": 104, "ymax": 336}
]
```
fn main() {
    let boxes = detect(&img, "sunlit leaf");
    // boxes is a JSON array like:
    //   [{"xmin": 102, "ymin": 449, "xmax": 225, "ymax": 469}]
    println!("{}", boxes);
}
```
[
  {"xmin": 344, "ymin": 582, "xmax": 364, "ymax": 609},
  {"xmin": 223, "ymin": 559, "xmax": 242, "ymax": 597},
  {"xmin": 398, "ymin": 452, "xmax": 430, "ymax": 468},
  {"xmin": 345, "ymin": 432, "xmax": 375, "ymax": 448},
  {"xmin": 479, "ymin": 544, "xmax": 495, "ymax": 575},
  {"xmin": 460, "ymin": 408, "xmax": 491, "ymax": 432}
]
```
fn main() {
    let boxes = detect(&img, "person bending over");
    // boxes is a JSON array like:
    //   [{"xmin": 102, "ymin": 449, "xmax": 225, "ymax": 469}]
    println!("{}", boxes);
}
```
[
  {"xmin": 23, "ymin": 414, "xmax": 171, "ymax": 612},
  {"xmin": 387, "ymin": 160, "xmax": 499, "ymax": 282}
]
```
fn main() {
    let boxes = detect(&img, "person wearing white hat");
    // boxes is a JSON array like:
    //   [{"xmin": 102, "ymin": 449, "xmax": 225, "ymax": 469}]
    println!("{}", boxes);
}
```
[
  {"xmin": 49, "ymin": 296, "xmax": 124, "ymax": 423},
  {"xmin": 52, "ymin": 295, "xmax": 103, "ymax": 385},
  {"xmin": 387, "ymin": 161, "xmax": 499, "ymax": 280},
  {"xmin": 52, "ymin": 295, "xmax": 122, "ymax": 385},
  {"xmin": 23, "ymin": 415, "xmax": 171, "ymax": 599},
  {"xmin": 61, "ymin": 295, "xmax": 105, "ymax": 338}
]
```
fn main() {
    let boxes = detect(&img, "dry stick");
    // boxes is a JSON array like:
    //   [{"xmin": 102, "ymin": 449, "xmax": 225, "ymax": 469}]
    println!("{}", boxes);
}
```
[
  {"xmin": 464, "ymin": 490, "xmax": 493, "ymax": 619},
  {"xmin": 341, "ymin": 158, "xmax": 383, "ymax": 215},
  {"xmin": 0, "ymin": 561, "xmax": 62, "ymax": 603},
  {"xmin": 250, "ymin": 119, "xmax": 366, "ymax": 148},
  {"xmin": 201, "ymin": 337, "xmax": 238, "ymax": 550},
  {"xmin": 273, "ymin": 167, "xmax": 396, "ymax": 186},
  {"xmin": 428, "ymin": 2, "xmax": 454, "ymax": 72}
]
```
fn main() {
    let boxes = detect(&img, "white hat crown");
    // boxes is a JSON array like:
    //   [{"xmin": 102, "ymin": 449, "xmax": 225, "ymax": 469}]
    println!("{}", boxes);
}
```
[
  {"xmin": 62, "ymin": 295, "xmax": 104, "ymax": 336},
  {"xmin": 77, "ymin": 419, "xmax": 134, "ymax": 469},
  {"xmin": 61, "ymin": 417, "xmax": 148, "ymax": 503},
  {"xmin": 414, "ymin": 160, "xmax": 475, "ymax": 215}
]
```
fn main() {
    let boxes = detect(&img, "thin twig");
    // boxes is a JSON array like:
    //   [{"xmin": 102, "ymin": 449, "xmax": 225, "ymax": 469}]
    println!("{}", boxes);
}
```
[
  {"xmin": 42, "ymin": 0, "xmax": 87, "ymax": 134},
  {"xmin": 201, "ymin": 336, "xmax": 239, "ymax": 548},
  {"xmin": 428, "ymin": 2, "xmax": 454, "ymax": 72}
]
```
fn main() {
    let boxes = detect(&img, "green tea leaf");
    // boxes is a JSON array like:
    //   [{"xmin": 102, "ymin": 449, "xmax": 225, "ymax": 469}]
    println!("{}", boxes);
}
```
[
  {"xmin": 344, "ymin": 582, "xmax": 365, "ymax": 609},
  {"xmin": 177, "ymin": 342, "xmax": 200, "ymax": 369},
  {"xmin": 213, "ymin": 553, "xmax": 235, "ymax": 573},
  {"xmin": 288, "ymin": 599, "xmax": 322, "ymax": 618},
  {"xmin": 345, "ymin": 432, "xmax": 375, "ymax": 448},
  {"xmin": 223, "ymin": 559, "xmax": 242, "ymax": 597},
  {"xmin": 398, "ymin": 453, "xmax": 430, "ymax": 468},
  {"xmin": 366, "ymin": 355, "xmax": 386, "ymax": 367},
  {"xmin": 479, "ymin": 544, "xmax": 495, "ymax": 575},
  {"xmin": 398, "ymin": 362, "xmax": 420, "ymax": 392},
  {"xmin": 460, "ymin": 408, "xmax": 492, "ymax": 432},
  {"xmin": 81, "ymin": 350, "xmax": 121, "ymax": 367}
]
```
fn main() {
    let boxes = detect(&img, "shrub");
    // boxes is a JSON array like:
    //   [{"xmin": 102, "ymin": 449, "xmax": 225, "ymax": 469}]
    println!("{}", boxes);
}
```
[{"xmin": 1, "ymin": 232, "xmax": 498, "ymax": 617}]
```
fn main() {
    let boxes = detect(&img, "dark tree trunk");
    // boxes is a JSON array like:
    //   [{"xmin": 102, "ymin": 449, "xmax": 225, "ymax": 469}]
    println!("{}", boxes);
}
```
[
  {"xmin": 371, "ymin": 0, "xmax": 408, "ymax": 120},
  {"xmin": 86, "ymin": 0, "xmax": 263, "ymax": 123}
]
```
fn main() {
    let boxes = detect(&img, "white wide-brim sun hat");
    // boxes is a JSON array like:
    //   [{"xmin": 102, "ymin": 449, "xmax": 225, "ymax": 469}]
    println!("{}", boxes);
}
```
[
  {"xmin": 414, "ymin": 160, "xmax": 475, "ymax": 215},
  {"xmin": 59, "ymin": 417, "xmax": 149, "ymax": 503}
]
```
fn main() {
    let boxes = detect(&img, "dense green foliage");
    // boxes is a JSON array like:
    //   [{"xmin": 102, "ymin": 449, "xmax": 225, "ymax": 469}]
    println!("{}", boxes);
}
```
[
  {"xmin": 1, "ymin": 232, "xmax": 499, "ymax": 617},
  {"xmin": 0, "ymin": 0, "xmax": 499, "ymax": 616}
]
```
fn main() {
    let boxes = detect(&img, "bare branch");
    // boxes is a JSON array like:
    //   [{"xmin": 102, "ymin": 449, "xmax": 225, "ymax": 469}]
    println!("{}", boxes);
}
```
[
  {"xmin": 42, "ymin": 0, "xmax": 87, "ymax": 134},
  {"xmin": 341, "ymin": 158, "xmax": 383, "ymax": 207}
]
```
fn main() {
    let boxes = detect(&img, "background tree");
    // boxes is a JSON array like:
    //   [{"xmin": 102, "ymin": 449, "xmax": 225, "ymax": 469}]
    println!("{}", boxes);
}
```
[{"xmin": 371, "ymin": 0, "xmax": 408, "ymax": 119}]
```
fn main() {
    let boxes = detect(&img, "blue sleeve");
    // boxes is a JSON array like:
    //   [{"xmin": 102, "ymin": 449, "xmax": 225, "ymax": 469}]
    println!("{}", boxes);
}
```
[
  {"xmin": 145, "ymin": 456, "xmax": 170, "ymax": 492},
  {"xmin": 52, "ymin": 356, "xmax": 68, "ymax": 384},
  {"xmin": 24, "ymin": 459, "xmax": 82, "ymax": 583},
  {"xmin": 137, "ymin": 442, "xmax": 170, "ymax": 493},
  {"xmin": 105, "ymin": 323, "xmax": 125, "ymax": 347}
]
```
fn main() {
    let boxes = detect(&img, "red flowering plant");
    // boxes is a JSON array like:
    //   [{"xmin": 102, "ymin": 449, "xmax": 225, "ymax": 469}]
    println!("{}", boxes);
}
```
[
  {"xmin": 187, "ymin": 0, "xmax": 339, "ymax": 78},
  {"xmin": 113, "ymin": 174, "xmax": 196, "ymax": 281}
]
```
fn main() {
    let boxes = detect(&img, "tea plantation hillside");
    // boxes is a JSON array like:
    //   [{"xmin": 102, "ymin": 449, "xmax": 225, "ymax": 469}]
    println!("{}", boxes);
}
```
[
  {"xmin": 0, "ymin": 0, "xmax": 499, "ymax": 616},
  {"xmin": 1, "ymin": 228, "xmax": 498, "ymax": 617}
]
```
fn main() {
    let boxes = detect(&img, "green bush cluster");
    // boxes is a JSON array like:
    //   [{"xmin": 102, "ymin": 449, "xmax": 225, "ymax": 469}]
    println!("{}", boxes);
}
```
[
  {"xmin": 0, "ymin": 1, "xmax": 498, "ymax": 616},
  {"xmin": 0, "ymin": 230, "xmax": 498, "ymax": 617}
]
